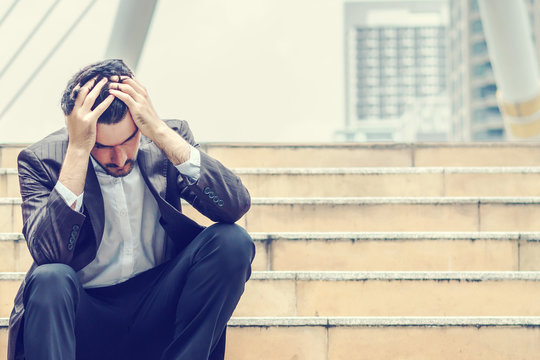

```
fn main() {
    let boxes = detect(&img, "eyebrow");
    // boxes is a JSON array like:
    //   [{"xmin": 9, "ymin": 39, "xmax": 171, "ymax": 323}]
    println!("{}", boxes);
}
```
[{"xmin": 95, "ymin": 128, "xmax": 139, "ymax": 148}]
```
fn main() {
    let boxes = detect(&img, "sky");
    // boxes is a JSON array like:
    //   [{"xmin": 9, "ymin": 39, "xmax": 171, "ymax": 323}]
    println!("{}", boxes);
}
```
[{"xmin": 0, "ymin": 0, "xmax": 344, "ymax": 144}]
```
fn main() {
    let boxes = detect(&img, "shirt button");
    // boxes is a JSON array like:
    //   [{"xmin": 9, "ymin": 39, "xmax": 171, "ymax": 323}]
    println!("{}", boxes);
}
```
[{"xmin": 120, "ymin": 209, "xmax": 127, "ymax": 216}]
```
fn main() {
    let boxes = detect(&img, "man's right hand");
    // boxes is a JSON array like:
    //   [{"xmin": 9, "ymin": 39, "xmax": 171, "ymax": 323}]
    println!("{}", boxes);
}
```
[
  {"xmin": 59, "ymin": 77, "xmax": 114, "ymax": 197},
  {"xmin": 66, "ymin": 77, "xmax": 114, "ymax": 153}
]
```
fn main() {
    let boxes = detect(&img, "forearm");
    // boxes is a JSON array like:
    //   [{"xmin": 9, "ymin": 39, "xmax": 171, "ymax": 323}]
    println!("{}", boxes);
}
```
[
  {"xmin": 58, "ymin": 146, "xmax": 90, "ymax": 196},
  {"xmin": 148, "ymin": 123, "xmax": 192, "ymax": 165},
  {"xmin": 18, "ymin": 148, "xmax": 87, "ymax": 265}
]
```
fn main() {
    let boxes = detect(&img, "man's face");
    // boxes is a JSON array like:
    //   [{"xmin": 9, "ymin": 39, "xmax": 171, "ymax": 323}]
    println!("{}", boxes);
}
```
[{"xmin": 91, "ymin": 112, "xmax": 141, "ymax": 177}]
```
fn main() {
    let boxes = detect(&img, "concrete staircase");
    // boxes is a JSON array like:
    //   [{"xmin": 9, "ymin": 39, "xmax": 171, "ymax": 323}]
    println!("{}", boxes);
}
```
[{"xmin": 2, "ymin": 143, "xmax": 540, "ymax": 359}]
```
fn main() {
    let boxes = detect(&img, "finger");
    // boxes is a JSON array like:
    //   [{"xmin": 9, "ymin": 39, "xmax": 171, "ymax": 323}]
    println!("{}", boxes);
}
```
[
  {"xmin": 92, "ymin": 94, "xmax": 115, "ymax": 119},
  {"xmin": 71, "ymin": 83, "xmax": 81, "ymax": 97},
  {"xmin": 108, "ymin": 82, "xmax": 141, "ymax": 101},
  {"xmin": 120, "ymin": 77, "xmax": 146, "ymax": 95},
  {"xmin": 110, "ymin": 76, "xmax": 145, "ymax": 95},
  {"xmin": 108, "ymin": 88, "xmax": 136, "ymax": 108},
  {"xmin": 74, "ymin": 77, "xmax": 98, "ymax": 108},
  {"xmin": 82, "ymin": 77, "xmax": 108, "ymax": 111},
  {"xmin": 109, "ymin": 74, "xmax": 130, "ymax": 81},
  {"xmin": 109, "ymin": 75, "xmax": 132, "ymax": 87},
  {"xmin": 72, "ymin": 84, "xmax": 83, "ymax": 107}
]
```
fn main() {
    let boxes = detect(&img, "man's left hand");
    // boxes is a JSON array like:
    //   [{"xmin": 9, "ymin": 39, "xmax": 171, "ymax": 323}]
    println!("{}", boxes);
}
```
[
  {"xmin": 108, "ymin": 76, "xmax": 166, "ymax": 141},
  {"xmin": 109, "ymin": 76, "xmax": 191, "ymax": 165}
]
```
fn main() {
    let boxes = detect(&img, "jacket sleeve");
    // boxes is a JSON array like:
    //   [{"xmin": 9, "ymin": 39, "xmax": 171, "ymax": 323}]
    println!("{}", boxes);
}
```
[
  {"xmin": 17, "ymin": 148, "xmax": 87, "ymax": 265},
  {"xmin": 170, "ymin": 119, "xmax": 251, "ymax": 224}
]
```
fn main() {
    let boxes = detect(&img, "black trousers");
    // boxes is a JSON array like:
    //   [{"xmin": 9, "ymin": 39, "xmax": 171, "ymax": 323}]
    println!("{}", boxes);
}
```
[{"xmin": 22, "ymin": 223, "xmax": 255, "ymax": 360}]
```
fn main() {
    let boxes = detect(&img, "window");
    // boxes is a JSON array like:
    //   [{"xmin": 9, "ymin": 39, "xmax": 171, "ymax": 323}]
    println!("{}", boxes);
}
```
[
  {"xmin": 473, "ymin": 128, "xmax": 504, "ymax": 141},
  {"xmin": 471, "ymin": 19, "xmax": 483, "ymax": 34},
  {"xmin": 472, "ymin": 41, "xmax": 488, "ymax": 55},
  {"xmin": 473, "ymin": 106, "xmax": 501, "ymax": 122},
  {"xmin": 472, "ymin": 62, "xmax": 492, "ymax": 76},
  {"xmin": 400, "ymin": 57, "xmax": 415, "ymax": 66}
]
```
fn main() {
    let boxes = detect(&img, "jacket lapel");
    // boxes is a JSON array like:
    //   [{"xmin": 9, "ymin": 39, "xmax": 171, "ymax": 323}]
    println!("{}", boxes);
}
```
[
  {"xmin": 137, "ymin": 141, "xmax": 204, "ymax": 250},
  {"xmin": 137, "ymin": 141, "xmax": 168, "ymax": 199}
]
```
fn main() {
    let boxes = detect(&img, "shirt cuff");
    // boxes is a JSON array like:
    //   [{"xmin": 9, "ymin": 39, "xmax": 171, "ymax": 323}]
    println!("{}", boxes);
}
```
[
  {"xmin": 175, "ymin": 145, "xmax": 201, "ymax": 184},
  {"xmin": 55, "ymin": 181, "xmax": 84, "ymax": 212}
]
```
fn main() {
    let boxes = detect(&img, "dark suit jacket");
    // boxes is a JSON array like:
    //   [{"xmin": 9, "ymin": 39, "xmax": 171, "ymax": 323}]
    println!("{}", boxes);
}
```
[{"xmin": 7, "ymin": 119, "xmax": 251, "ymax": 360}]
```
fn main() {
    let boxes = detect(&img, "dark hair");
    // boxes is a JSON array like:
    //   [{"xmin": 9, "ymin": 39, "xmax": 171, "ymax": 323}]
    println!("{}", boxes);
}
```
[{"xmin": 60, "ymin": 59, "xmax": 134, "ymax": 124}]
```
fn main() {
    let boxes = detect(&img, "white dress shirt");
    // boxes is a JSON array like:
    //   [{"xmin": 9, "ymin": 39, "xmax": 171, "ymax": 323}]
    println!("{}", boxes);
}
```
[{"xmin": 55, "ymin": 145, "xmax": 201, "ymax": 288}]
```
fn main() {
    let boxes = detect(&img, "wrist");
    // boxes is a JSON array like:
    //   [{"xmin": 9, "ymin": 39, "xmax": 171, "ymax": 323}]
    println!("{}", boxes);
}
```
[
  {"xmin": 60, "ymin": 146, "xmax": 90, "ymax": 196},
  {"xmin": 144, "ymin": 120, "xmax": 170, "ymax": 142},
  {"xmin": 66, "ymin": 143, "xmax": 92, "ymax": 158},
  {"xmin": 149, "ymin": 124, "xmax": 191, "ymax": 165}
]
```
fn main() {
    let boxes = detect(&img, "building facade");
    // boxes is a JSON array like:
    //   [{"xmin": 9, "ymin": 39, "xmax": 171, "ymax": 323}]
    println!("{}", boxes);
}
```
[{"xmin": 342, "ymin": 0, "xmax": 449, "ymax": 141}]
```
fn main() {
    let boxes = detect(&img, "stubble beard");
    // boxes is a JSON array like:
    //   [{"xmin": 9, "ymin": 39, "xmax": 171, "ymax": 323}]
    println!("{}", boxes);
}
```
[{"xmin": 99, "ymin": 159, "xmax": 136, "ymax": 178}]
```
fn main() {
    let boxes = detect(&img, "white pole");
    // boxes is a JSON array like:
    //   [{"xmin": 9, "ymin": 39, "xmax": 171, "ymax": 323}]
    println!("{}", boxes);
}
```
[
  {"xmin": 478, "ymin": 0, "xmax": 540, "ymax": 139},
  {"xmin": 105, "ymin": 0, "xmax": 159, "ymax": 72}
]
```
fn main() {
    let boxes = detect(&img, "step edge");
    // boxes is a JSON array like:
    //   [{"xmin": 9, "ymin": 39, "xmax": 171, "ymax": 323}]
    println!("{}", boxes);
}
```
[
  {"xmin": 232, "ymin": 167, "xmax": 540, "ymax": 175},
  {"xmin": 247, "ymin": 197, "xmax": 540, "ymax": 205},
  {"xmin": 8, "ymin": 197, "xmax": 540, "ymax": 205},
  {"xmin": 228, "ymin": 316, "xmax": 540, "ymax": 327},
  {"xmin": 9, "ymin": 167, "xmax": 540, "ymax": 175},
  {"xmin": 249, "ymin": 232, "xmax": 525, "ymax": 241},
  {"xmin": 3, "ymin": 316, "xmax": 540, "ymax": 328},
  {"xmin": 2, "ymin": 232, "xmax": 535, "ymax": 242},
  {"xmin": 0, "ymin": 233, "xmax": 24, "ymax": 241},
  {"xmin": 249, "ymin": 271, "xmax": 540, "ymax": 281},
  {"xmin": 3, "ymin": 271, "xmax": 540, "ymax": 282},
  {"xmin": 5, "ymin": 142, "xmax": 540, "ymax": 149}
]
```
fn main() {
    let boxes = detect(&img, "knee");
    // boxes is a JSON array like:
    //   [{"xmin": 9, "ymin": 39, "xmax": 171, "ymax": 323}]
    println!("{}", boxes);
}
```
[
  {"xmin": 24, "ymin": 264, "xmax": 80, "ymax": 307},
  {"xmin": 203, "ymin": 223, "xmax": 255, "ymax": 275},
  {"xmin": 28, "ymin": 263, "xmax": 78, "ymax": 286}
]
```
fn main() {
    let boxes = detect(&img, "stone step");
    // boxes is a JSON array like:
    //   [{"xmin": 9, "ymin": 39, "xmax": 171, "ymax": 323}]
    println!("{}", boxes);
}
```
[
  {"xmin": 0, "ymin": 146, "xmax": 23, "ymax": 169},
  {"xmin": 8, "ymin": 197, "xmax": 540, "ymax": 232},
  {"xmin": 188, "ymin": 197, "xmax": 540, "ymax": 232},
  {"xmin": 2, "ymin": 271, "xmax": 540, "ymax": 318},
  {"xmin": 201, "ymin": 143, "xmax": 540, "ymax": 168},
  {"xmin": 234, "ymin": 271, "xmax": 540, "ymax": 317},
  {"xmin": 8, "ymin": 166, "xmax": 540, "ymax": 198},
  {"xmin": 226, "ymin": 317, "xmax": 540, "ymax": 360},
  {"xmin": 8, "ymin": 143, "xmax": 540, "ymax": 168},
  {"xmin": 0, "ymin": 234, "xmax": 30, "ymax": 273},
  {"xmin": 5, "ymin": 232, "xmax": 540, "ymax": 273},
  {"xmin": 2, "ymin": 316, "xmax": 540, "ymax": 359},
  {"xmin": 0, "ymin": 170, "xmax": 17, "ymax": 198},
  {"xmin": 251, "ymin": 232, "xmax": 540, "ymax": 272},
  {"xmin": 0, "ymin": 200, "xmax": 21, "ymax": 234},
  {"xmin": 235, "ymin": 167, "xmax": 540, "ymax": 197}
]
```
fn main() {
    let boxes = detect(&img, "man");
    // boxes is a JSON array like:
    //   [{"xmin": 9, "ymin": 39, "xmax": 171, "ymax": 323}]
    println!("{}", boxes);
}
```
[{"xmin": 7, "ymin": 59, "xmax": 255, "ymax": 360}]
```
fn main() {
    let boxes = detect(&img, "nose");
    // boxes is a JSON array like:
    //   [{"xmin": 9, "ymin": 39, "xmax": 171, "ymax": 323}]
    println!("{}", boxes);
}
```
[{"xmin": 111, "ymin": 147, "xmax": 128, "ymax": 167}]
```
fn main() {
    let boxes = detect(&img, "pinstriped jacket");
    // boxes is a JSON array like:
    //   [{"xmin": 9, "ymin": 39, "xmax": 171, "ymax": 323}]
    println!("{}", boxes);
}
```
[{"xmin": 7, "ymin": 119, "xmax": 251, "ymax": 360}]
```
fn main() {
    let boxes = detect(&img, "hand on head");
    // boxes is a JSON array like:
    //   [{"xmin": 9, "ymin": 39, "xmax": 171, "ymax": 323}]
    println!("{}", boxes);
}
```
[
  {"xmin": 107, "ymin": 76, "xmax": 164, "ymax": 139},
  {"xmin": 63, "ymin": 61, "xmax": 164, "ymax": 154},
  {"xmin": 65, "ymin": 77, "xmax": 115, "ymax": 153}
]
